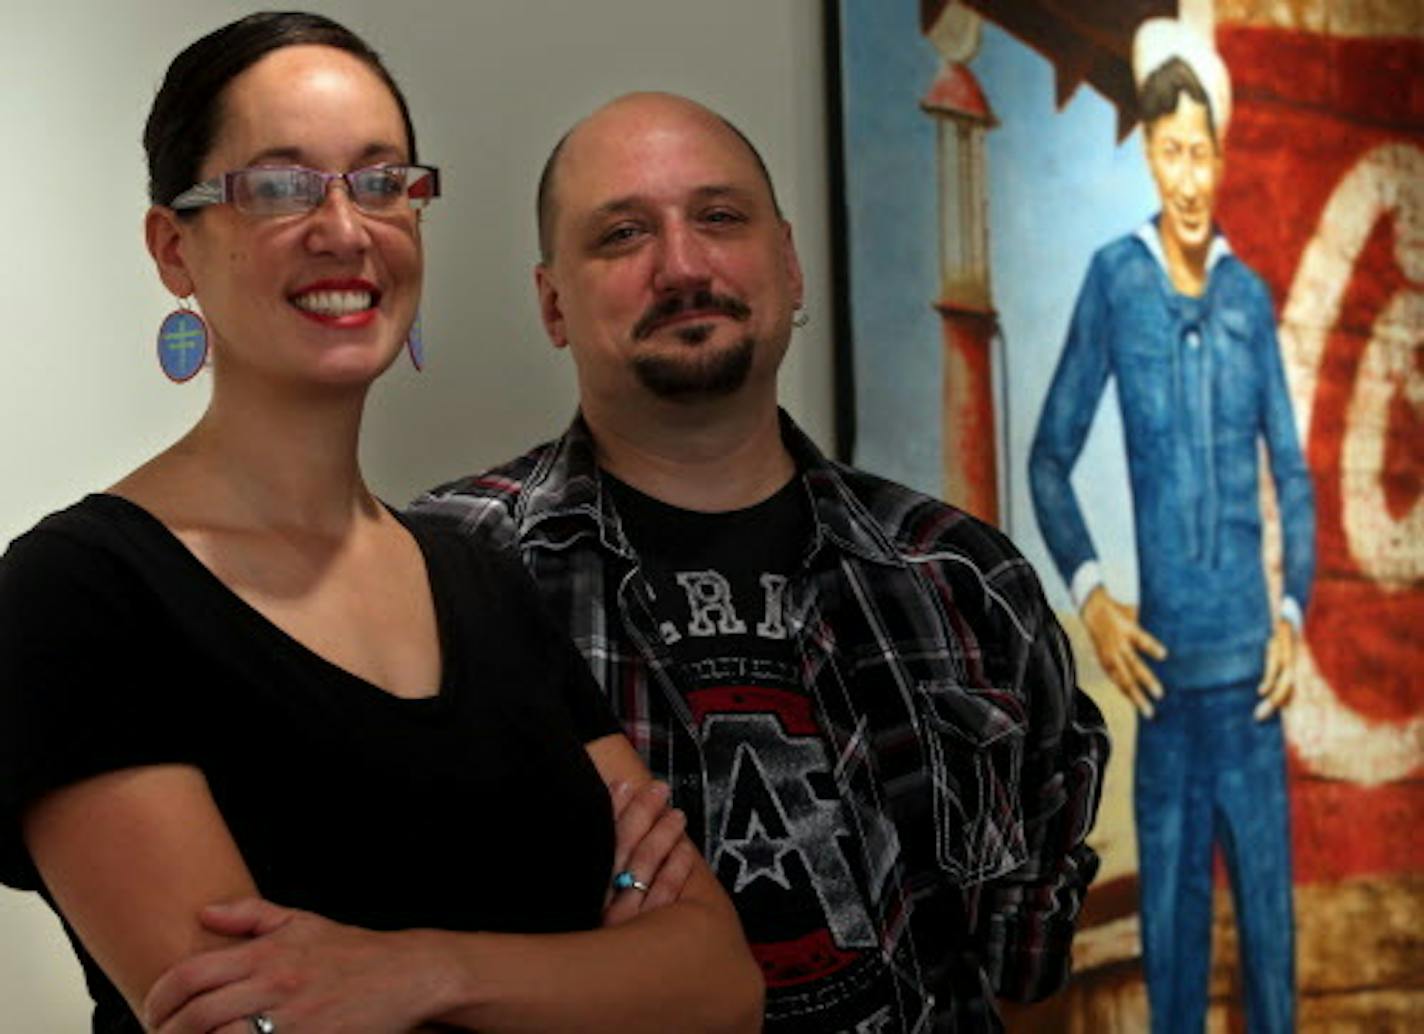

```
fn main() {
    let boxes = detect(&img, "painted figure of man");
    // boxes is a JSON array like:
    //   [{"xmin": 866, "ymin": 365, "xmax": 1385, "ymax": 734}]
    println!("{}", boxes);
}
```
[
  {"xmin": 1027, "ymin": 19, "xmax": 1315, "ymax": 1034},
  {"xmin": 416, "ymin": 91, "xmax": 1109, "ymax": 1031}
]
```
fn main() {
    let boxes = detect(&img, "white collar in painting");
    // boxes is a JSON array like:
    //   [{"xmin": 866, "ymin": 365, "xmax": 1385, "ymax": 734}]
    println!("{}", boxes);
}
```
[{"xmin": 1136, "ymin": 218, "xmax": 1232, "ymax": 280}]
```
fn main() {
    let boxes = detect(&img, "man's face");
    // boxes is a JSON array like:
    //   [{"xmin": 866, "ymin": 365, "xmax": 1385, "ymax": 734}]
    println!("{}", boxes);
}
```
[
  {"xmin": 1144, "ymin": 92, "xmax": 1223, "ymax": 257},
  {"xmin": 536, "ymin": 95, "xmax": 803, "ymax": 408}
]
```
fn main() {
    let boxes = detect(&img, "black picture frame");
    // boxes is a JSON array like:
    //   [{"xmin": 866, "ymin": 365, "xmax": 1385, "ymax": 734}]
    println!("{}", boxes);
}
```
[{"xmin": 822, "ymin": 0, "xmax": 856, "ymax": 463}]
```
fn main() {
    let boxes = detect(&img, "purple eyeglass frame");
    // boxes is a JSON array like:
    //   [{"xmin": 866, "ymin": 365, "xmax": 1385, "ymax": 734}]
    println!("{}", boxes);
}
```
[{"xmin": 169, "ymin": 163, "xmax": 441, "ymax": 214}]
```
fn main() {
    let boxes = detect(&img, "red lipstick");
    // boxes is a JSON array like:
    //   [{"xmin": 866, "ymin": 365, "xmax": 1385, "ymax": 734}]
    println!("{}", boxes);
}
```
[{"xmin": 289, "ymin": 278, "xmax": 381, "ymax": 328}]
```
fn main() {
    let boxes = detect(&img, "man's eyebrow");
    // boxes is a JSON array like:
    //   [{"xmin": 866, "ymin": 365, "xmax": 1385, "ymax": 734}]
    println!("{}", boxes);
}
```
[
  {"xmin": 584, "ymin": 184, "xmax": 759, "ymax": 221},
  {"xmin": 586, "ymin": 196, "xmax": 643, "ymax": 221},
  {"xmin": 690, "ymin": 184, "xmax": 756, "ymax": 203}
]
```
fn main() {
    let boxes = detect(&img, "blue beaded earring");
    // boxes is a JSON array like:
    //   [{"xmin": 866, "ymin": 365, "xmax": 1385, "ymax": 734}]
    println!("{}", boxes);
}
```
[
  {"xmin": 157, "ymin": 299, "xmax": 208, "ymax": 383},
  {"xmin": 406, "ymin": 311, "xmax": 425, "ymax": 371}
]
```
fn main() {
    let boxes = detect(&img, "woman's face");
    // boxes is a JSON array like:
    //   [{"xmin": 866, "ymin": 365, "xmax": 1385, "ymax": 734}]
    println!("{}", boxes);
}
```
[{"xmin": 163, "ymin": 44, "xmax": 422, "ymax": 390}]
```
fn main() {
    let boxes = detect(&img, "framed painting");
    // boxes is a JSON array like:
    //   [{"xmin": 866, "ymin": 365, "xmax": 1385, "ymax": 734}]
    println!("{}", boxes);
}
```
[{"xmin": 825, "ymin": 1, "xmax": 1424, "ymax": 1029}]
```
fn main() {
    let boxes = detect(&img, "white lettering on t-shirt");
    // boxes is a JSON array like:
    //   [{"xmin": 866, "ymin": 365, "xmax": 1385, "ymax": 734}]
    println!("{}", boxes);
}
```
[
  {"xmin": 756, "ymin": 573, "xmax": 789, "ymax": 639},
  {"xmin": 673, "ymin": 568, "xmax": 793, "ymax": 640},
  {"xmin": 676, "ymin": 570, "xmax": 748, "ymax": 635},
  {"xmin": 704, "ymin": 712, "xmax": 876, "ymax": 948}
]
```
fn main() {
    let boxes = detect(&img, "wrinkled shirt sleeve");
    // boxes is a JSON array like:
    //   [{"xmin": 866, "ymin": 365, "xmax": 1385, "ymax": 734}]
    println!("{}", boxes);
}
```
[
  {"xmin": 971, "ymin": 560, "xmax": 1110, "ymax": 1001},
  {"xmin": 1029, "ymin": 256, "xmax": 1113, "ymax": 596},
  {"xmin": 1255, "ymin": 283, "xmax": 1316, "ymax": 615}
]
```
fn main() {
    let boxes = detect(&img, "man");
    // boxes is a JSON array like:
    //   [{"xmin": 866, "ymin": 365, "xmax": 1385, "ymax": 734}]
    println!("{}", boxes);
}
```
[
  {"xmin": 414, "ymin": 91, "xmax": 1108, "ymax": 1032},
  {"xmin": 1027, "ymin": 20, "xmax": 1314, "ymax": 1034}
]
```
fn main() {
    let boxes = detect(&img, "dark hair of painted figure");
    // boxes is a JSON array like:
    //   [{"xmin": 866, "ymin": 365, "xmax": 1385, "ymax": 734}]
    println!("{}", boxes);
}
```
[{"xmin": 1139, "ymin": 56, "xmax": 1218, "ymax": 147}]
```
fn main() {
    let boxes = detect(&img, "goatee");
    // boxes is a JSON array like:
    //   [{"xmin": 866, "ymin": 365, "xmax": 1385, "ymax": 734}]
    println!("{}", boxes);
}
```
[{"xmin": 633, "ymin": 334, "xmax": 755, "ymax": 399}]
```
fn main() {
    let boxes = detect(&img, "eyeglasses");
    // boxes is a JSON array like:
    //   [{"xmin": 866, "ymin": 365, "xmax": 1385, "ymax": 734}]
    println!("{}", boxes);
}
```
[{"xmin": 170, "ymin": 164, "xmax": 441, "ymax": 217}]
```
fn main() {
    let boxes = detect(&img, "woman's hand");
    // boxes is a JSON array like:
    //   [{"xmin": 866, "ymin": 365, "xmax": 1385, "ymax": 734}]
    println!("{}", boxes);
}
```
[
  {"xmin": 143, "ymin": 898, "xmax": 447, "ymax": 1034},
  {"xmin": 603, "ymin": 779, "xmax": 700, "ymax": 926},
  {"xmin": 142, "ymin": 781, "xmax": 712, "ymax": 1032}
]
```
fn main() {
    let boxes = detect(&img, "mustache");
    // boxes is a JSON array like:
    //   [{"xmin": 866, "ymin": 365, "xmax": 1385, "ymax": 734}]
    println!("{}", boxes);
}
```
[{"xmin": 632, "ymin": 290, "xmax": 751, "ymax": 340}]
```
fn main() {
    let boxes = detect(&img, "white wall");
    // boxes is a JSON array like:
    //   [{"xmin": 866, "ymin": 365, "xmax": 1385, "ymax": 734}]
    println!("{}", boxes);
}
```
[{"xmin": 0, "ymin": 1, "xmax": 832, "ymax": 1025}]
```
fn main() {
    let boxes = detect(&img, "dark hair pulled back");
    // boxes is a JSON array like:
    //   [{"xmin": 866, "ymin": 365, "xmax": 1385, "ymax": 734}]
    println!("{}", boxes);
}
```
[{"xmin": 143, "ymin": 11, "xmax": 417, "ymax": 208}]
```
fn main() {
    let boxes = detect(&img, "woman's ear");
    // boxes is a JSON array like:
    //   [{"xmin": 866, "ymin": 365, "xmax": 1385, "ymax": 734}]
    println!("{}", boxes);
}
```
[{"xmin": 145, "ymin": 206, "xmax": 196, "ymax": 298}]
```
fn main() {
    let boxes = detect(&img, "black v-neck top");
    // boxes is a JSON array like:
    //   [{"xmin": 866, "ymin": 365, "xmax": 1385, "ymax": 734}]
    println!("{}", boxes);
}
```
[{"xmin": 0, "ymin": 494, "xmax": 618, "ymax": 1032}]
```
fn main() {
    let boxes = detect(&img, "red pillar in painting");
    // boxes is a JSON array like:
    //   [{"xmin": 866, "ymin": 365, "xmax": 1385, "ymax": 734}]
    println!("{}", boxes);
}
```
[
  {"xmin": 923, "ymin": 61, "xmax": 1000, "ymax": 525},
  {"xmin": 938, "ymin": 306, "xmax": 998, "ymax": 524}
]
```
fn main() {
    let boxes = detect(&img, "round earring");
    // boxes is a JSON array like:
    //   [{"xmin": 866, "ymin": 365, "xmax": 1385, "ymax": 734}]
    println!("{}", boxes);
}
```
[
  {"xmin": 406, "ymin": 311, "xmax": 425, "ymax": 371},
  {"xmin": 157, "ymin": 299, "xmax": 209, "ymax": 382},
  {"xmin": 791, "ymin": 305, "xmax": 809, "ymax": 329}
]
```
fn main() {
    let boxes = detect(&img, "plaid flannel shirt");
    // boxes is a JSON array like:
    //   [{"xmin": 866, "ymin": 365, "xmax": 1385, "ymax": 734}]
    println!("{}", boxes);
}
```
[{"xmin": 410, "ymin": 413, "xmax": 1108, "ymax": 1032}]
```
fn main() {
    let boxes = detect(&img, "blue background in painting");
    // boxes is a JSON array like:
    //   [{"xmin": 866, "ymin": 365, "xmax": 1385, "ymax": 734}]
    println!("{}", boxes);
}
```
[{"xmin": 840, "ymin": 1, "xmax": 1159, "ymax": 608}]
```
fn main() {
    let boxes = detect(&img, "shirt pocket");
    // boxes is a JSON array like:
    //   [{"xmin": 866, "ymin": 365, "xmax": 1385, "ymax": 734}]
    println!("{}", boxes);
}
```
[
  {"xmin": 1113, "ymin": 327, "xmax": 1175, "ymax": 439},
  {"xmin": 913, "ymin": 678, "xmax": 1027, "ymax": 885},
  {"xmin": 1213, "ymin": 309, "xmax": 1263, "ymax": 436}
]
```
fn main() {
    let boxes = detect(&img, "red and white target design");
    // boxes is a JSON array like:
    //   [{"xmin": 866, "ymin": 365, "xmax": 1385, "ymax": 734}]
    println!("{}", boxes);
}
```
[
  {"xmin": 1279, "ymin": 142, "xmax": 1424, "ymax": 787},
  {"xmin": 1217, "ymin": 25, "xmax": 1423, "ymax": 883}
]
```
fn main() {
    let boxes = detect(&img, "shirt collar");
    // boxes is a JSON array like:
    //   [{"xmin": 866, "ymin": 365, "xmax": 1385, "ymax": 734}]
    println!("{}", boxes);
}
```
[
  {"xmin": 780, "ymin": 412, "xmax": 902, "ymax": 565},
  {"xmin": 1135, "ymin": 217, "xmax": 1233, "ymax": 279},
  {"xmin": 516, "ymin": 409, "xmax": 900, "ymax": 566},
  {"xmin": 513, "ymin": 412, "xmax": 630, "ymax": 556}
]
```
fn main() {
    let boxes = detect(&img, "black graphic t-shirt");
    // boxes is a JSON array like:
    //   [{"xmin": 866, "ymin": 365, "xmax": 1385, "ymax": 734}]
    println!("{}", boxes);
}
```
[{"xmin": 608, "ymin": 475, "xmax": 907, "ymax": 1034}]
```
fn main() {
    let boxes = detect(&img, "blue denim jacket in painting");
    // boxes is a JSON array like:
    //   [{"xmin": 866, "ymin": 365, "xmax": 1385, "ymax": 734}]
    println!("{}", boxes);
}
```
[
  {"xmin": 413, "ymin": 412, "xmax": 1110, "ymax": 1030},
  {"xmin": 1028, "ymin": 223, "xmax": 1316, "ymax": 689}
]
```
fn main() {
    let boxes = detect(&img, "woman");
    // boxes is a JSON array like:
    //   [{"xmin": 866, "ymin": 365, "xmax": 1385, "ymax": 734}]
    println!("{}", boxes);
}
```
[{"xmin": 0, "ymin": 12, "xmax": 760, "ymax": 1033}]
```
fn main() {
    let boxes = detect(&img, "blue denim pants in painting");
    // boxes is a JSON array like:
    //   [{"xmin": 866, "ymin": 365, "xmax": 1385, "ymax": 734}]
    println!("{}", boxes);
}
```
[{"xmin": 1134, "ymin": 678, "xmax": 1295, "ymax": 1033}]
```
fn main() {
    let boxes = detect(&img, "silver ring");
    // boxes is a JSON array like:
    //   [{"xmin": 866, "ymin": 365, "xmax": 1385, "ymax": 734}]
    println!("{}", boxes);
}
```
[
  {"xmin": 250, "ymin": 1014, "xmax": 277, "ymax": 1034},
  {"xmin": 612, "ymin": 869, "xmax": 650, "ymax": 893}
]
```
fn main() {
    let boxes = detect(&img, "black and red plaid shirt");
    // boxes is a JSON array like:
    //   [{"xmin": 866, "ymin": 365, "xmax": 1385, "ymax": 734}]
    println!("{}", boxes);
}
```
[{"xmin": 410, "ymin": 413, "xmax": 1109, "ymax": 1032}]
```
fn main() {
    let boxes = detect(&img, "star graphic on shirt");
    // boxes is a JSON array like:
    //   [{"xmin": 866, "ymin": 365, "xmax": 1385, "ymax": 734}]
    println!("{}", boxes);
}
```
[{"xmin": 723, "ymin": 812, "xmax": 793, "ymax": 893}]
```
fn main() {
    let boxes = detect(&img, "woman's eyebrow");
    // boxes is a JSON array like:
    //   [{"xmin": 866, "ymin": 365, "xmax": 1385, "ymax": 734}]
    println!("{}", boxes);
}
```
[{"xmin": 240, "ymin": 142, "xmax": 406, "ymax": 167}]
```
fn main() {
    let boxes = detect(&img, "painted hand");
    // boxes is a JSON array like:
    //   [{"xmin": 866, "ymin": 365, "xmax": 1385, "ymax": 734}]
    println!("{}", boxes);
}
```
[
  {"xmin": 604, "ymin": 779, "xmax": 699, "ymax": 926},
  {"xmin": 1082, "ymin": 586, "xmax": 1168, "ymax": 718},
  {"xmin": 1255, "ymin": 618, "xmax": 1297, "ymax": 720},
  {"xmin": 143, "ymin": 898, "xmax": 445, "ymax": 1034}
]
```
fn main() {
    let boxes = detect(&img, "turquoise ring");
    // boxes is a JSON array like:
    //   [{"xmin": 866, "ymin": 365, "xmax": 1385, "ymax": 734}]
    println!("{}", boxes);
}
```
[{"xmin": 613, "ymin": 870, "xmax": 650, "ymax": 893}]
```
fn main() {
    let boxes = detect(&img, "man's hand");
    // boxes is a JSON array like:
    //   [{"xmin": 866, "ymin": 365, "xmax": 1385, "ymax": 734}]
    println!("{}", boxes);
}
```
[
  {"xmin": 1081, "ymin": 586, "xmax": 1167, "ymax": 717},
  {"xmin": 143, "ymin": 898, "xmax": 446, "ymax": 1033},
  {"xmin": 604, "ymin": 780, "xmax": 699, "ymax": 926},
  {"xmin": 1255, "ymin": 618, "xmax": 1297, "ymax": 720}
]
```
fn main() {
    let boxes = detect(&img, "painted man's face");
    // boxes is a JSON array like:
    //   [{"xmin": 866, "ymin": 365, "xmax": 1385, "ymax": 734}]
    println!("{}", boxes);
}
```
[{"xmin": 1144, "ymin": 93, "xmax": 1224, "ymax": 256}]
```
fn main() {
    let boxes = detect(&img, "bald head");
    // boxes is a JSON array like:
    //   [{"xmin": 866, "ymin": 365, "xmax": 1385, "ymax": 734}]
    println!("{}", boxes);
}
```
[{"xmin": 536, "ymin": 92, "xmax": 782, "ymax": 263}]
